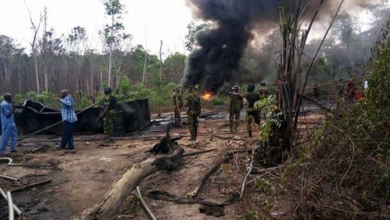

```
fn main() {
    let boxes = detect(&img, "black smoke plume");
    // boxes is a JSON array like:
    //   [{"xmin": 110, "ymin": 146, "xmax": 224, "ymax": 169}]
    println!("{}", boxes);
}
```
[
  {"xmin": 183, "ymin": 0, "xmax": 280, "ymax": 93},
  {"xmin": 183, "ymin": 0, "xmax": 379, "ymax": 93}
]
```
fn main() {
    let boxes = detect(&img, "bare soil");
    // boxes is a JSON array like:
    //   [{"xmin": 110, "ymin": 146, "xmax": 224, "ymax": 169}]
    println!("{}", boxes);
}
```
[{"xmin": 0, "ymin": 105, "xmax": 325, "ymax": 220}]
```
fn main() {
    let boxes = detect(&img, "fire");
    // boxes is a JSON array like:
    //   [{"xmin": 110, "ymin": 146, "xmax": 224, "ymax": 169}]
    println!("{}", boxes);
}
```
[{"xmin": 202, "ymin": 93, "xmax": 212, "ymax": 101}]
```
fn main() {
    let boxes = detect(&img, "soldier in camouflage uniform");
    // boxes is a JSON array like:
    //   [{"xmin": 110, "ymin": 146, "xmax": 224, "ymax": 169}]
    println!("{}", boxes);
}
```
[
  {"xmin": 229, "ymin": 85, "xmax": 244, "ymax": 133},
  {"xmin": 172, "ymin": 86, "xmax": 183, "ymax": 127},
  {"xmin": 185, "ymin": 85, "xmax": 201, "ymax": 141},
  {"xmin": 245, "ymin": 84, "xmax": 261, "ymax": 138},
  {"xmin": 99, "ymin": 87, "xmax": 117, "ymax": 142},
  {"xmin": 258, "ymin": 82, "xmax": 269, "ymax": 100}
]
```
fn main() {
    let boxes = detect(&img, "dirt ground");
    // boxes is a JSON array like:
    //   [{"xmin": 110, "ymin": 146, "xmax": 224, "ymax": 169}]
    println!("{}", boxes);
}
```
[{"xmin": 0, "ymin": 104, "xmax": 325, "ymax": 220}]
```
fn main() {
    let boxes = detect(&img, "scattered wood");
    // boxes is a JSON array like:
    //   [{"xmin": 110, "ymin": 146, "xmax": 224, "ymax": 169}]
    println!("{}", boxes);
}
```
[
  {"xmin": 24, "ymin": 174, "xmax": 49, "ymax": 178},
  {"xmin": 183, "ymin": 148, "xmax": 217, "ymax": 158},
  {"xmin": 136, "ymin": 186, "xmax": 157, "ymax": 220},
  {"xmin": 240, "ymin": 146, "xmax": 259, "ymax": 199},
  {"xmin": 11, "ymin": 179, "xmax": 52, "ymax": 193},
  {"xmin": 147, "ymin": 190, "xmax": 238, "ymax": 206},
  {"xmin": 80, "ymin": 135, "xmax": 184, "ymax": 220},
  {"xmin": 31, "ymin": 146, "xmax": 48, "ymax": 153},
  {"xmin": 302, "ymin": 95, "xmax": 331, "ymax": 112},
  {"xmin": 191, "ymin": 154, "xmax": 233, "ymax": 198}
]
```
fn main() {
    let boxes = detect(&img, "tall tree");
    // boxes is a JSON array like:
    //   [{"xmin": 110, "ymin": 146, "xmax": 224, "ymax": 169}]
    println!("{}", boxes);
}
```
[
  {"xmin": 27, "ymin": 6, "xmax": 43, "ymax": 93},
  {"xmin": 103, "ymin": 0, "xmax": 126, "ymax": 88},
  {"xmin": 67, "ymin": 26, "xmax": 88, "ymax": 93}
]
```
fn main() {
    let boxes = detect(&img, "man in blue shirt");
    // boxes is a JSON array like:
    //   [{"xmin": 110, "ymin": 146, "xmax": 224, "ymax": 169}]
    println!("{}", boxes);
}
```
[
  {"xmin": 0, "ymin": 93, "xmax": 18, "ymax": 154},
  {"xmin": 55, "ymin": 89, "xmax": 77, "ymax": 150}
]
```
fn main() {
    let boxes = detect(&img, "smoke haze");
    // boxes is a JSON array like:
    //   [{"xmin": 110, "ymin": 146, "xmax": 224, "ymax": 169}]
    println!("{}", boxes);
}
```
[{"xmin": 183, "ymin": 0, "xmax": 386, "ymax": 93}]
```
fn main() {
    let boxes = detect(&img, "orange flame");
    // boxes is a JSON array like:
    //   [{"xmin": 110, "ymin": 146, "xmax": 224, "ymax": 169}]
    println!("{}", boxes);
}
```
[{"xmin": 202, "ymin": 93, "xmax": 212, "ymax": 101}]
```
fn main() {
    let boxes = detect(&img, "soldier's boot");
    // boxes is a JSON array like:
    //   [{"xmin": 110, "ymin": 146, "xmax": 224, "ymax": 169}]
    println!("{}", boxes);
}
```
[
  {"xmin": 189, "ymin": 126, "xmax": 195, "ymax": 141},
  {"xmin": 193, "ymin": 127, "xmax": 198, "ymax": 141},
  {"xmin": 234, "ymin": 120, "xmax": 239, "ymax": 133}
]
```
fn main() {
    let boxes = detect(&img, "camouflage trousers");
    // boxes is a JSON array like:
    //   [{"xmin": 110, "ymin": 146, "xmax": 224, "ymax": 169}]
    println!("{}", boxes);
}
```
[
  {"xmin": 104, "ymin": 109, "xmax": 116, "ymax": 137},
  {"xmin": 174, "ymin": 107, "xmax": 182, "ymax": 126},
  {"xmin": 246, "ymin": 110, "xmax": 260, "ymax": 137},
  {"xmin": 187, "ymin": 113, "xmax": 198, "ymax": 141},
  {"xmin": 229, "ymin": 111, "xmax": 240, "ymax": 133}
]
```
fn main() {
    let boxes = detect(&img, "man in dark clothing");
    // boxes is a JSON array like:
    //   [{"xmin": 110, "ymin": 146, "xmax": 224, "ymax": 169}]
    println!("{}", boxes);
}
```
[
  {"xmin": 229, "ymin": 85, "xmax": 244, "ymax": 133},
  {"xmin": 313, "ymin": 83, "xmax": 319, "ymax": 101},
  {"xmin": 54, "ymin": 89, "xmax": 77, "ymax": 150},
  {"xmin": 245, "ymin": 84, "xmax": 261, "ymax": 137},
  {"xmin": 258, "ymin": 82, "xmax": 269, "ymax": 100},
  {"xmin": 346, "ymin": 79, "xmax": 356, "ymax": 104},
  {"xmin": 185, "ymin": 85, "xmax": 201, "ymax": 141},
  {"xmin": 99, "ymin": 87, "xmax": 117, "ymax": 142}
]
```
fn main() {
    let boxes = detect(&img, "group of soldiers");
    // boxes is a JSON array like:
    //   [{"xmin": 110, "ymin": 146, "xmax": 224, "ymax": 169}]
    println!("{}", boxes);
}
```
[
  {"xmin": 229, "ymin": 83, "xmax": 269, "ymax": 137},
  {"xmin": 172, "ymin": 83, "xmax": 269, "ymax": 141},
  {"xmin": 172, "ymin": 85, "xmax": 201, "ymax": 141}
]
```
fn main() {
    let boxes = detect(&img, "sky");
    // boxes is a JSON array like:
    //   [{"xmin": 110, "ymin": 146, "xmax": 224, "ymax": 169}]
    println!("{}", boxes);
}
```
[
  {"xmin": 0, "ymin": 0, "xmax": 381, "ymax": 57},
  {"xmin": 0, "ymin": 0, "xmax": 194, "ymax": 57}
]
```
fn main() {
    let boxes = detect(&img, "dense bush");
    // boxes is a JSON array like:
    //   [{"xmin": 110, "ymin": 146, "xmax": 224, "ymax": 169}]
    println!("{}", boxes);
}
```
[{"xmin": 279, "ymin": 21, "xmax": 390, "ymax": 219}]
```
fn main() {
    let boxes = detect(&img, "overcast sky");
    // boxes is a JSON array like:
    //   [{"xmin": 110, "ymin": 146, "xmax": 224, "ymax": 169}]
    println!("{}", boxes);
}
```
[
  {"xmin": 0, "ymin": 0, "xmax": 380, "ymax": 57},
  {"xmin": 0, "ymin": 0, "xmax": 194, "ymax": 56}
]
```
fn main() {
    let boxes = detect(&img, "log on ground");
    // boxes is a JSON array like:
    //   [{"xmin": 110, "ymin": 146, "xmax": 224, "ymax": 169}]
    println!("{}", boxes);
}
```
[{"xmin": 80, "ymin": 137, "xmax": 184, "ymax": 220}]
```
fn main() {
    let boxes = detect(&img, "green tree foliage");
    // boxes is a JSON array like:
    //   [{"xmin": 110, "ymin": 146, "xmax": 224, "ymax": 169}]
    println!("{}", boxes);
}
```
[
  {"xmin": 280, "ymin": 22, "xmax": 390, "ymax": 218},
  {"xmin": 185, "ymin": 21, "xmax": 213, "ymax": 51},
  {"xmin": 164, "ymin": 52, "xmax": 186, "ymax": 84}
]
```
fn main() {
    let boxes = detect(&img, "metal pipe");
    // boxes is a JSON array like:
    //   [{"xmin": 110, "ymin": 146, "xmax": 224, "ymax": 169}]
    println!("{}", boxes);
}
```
[
  {"xmin": 137, "ymin": 186, "xmax": 157, "ymax": 220},
  {"xmin": 7, "ymin": 191, "xmax": 15, "ymax": 220},
  {"xmin": 0, "ymin": 157, "xmax": 13, "ymax": 165},
  {"xmin": 0, "ymin": 174, "xmax": 19, "ymax": 181},
  {"xmin": 0, "ymin": 187, "xmax": 22, "ymax": 215}
]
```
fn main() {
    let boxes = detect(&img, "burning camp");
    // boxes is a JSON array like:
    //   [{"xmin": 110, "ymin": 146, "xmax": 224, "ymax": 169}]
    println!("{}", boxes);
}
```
[{"xmin": 1, "ymin": 0, "xmax": 390, "ymax": 219}]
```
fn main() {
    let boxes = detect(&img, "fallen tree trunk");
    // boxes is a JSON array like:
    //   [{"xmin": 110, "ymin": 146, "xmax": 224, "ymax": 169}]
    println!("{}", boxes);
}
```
[{"xmin": 80, "ymin": 137, "xmax": 184, "ymax": 220}]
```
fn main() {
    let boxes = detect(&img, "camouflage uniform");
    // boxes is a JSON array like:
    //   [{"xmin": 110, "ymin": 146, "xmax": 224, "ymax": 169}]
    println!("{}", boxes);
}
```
[
  {"xmin": 258, "ymin": 85, "xmax": 269, "ymax": 119},
  {"xmin": 229, "ymin": 88, "xmax": 244, "ymax": 133},
  {"xmin": 103, "ymin": 95, "xmax": 117, "ymax": 137},
  {"xmin": 185, "ymin": 89, "xmax": 201, "ymax": 141},
  {"xmin": 258, "ymin": 87, "xmax": 269, "ymax": 100},
  {"xmin": 173, "ymin": 89, "xmax": 183, "ymax": 126},
  {"xmin": 245, "ymin": 90, "xmax": 261, "ymax": 138}
]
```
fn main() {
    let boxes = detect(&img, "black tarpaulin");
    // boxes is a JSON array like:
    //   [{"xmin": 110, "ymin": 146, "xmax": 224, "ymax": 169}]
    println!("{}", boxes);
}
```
[{"xmin": 0, "ymin": 99, "xmax": 151, "ymax": 136}]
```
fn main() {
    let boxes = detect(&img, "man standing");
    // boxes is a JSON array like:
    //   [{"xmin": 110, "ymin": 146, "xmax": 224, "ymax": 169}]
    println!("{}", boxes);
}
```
[
  {"xmin": 245, "ymin": 84, "xmax": 261, "ymax": 138},
  {"xmin": 172, "ymin": 86, "xmax": 183, "ymax": 127},
  {"xmin": 185, "ymin": 85, "xmax": 201, "ymax": 141},
  {"xmin": 99, "ymin": 87, "xmax": 117, "ymax": 142},
  {"xmin": 313, "ymin": 83, "xmax": 319, "ymax": 101},
  {"xmin": 346, "ymin": 79, "xmax": 356, "ymax": 104},
  {"xmin": 0, "ymin": 93, "xmax": 18, "ymax": 154},
  {"xmin": 258, "ymin": 82, "xmax": 269, "ymax": 100},
  {"xmin": 229, "ymin": 85, "xmax": 243, "ymax": 133},
  {"xmin": 55, "ymin": 89, "xmax": 77, "ymax": 150}
]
